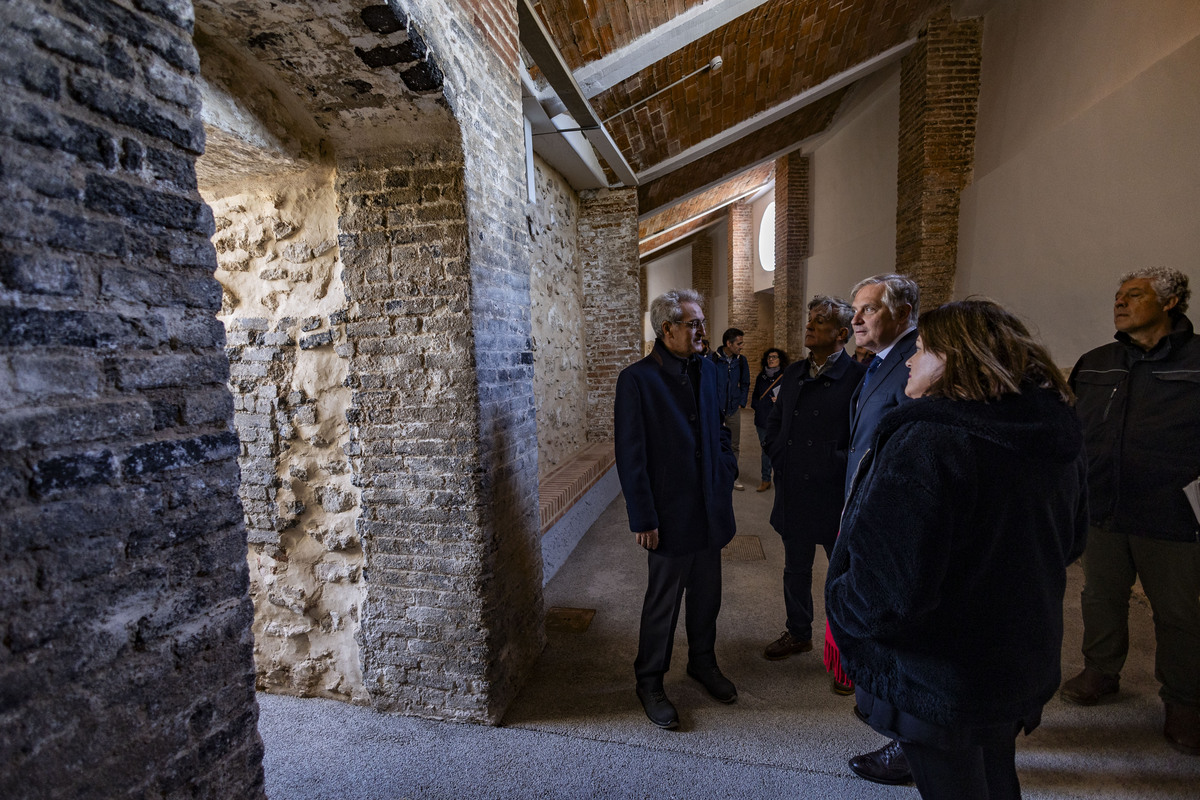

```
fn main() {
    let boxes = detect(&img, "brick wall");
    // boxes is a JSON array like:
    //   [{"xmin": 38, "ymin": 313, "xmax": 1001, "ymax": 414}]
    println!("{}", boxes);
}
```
[
  {"xmin": 727, "ymin": 202, "xmax": 765, "ymax": 361},
  {"xmin": 896, "ymin": 8, "xmax": 983, "ymax": 307},
  {"xmin": 0, "ymin": 1, "xmax": 264, "ymax": 796},
  {"xmin": 775, "ymin": 153, "xmax": 811, "ymax": 357},
  {"xmin": 384, "ymin": 0, "xmax": 543, "ymax": 722},
  {"xmin": 580, "ymin": 188, "xmax": 641, "ymax": 442}
]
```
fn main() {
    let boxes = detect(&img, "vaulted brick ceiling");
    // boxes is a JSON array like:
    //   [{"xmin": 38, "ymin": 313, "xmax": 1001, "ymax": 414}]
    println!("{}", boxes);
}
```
[{"xmin": 529, "ymin": 0, "xmax": 946, "ymax": 251}]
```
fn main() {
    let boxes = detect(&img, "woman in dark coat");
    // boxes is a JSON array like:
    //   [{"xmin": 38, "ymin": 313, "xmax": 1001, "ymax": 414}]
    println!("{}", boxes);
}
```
[
  {"xmin": 825, "ymin": 300, "xmax": 1088, "ymax": 800},
  {"xmin": 750, "ymin": 348, "xmax": 789, "ymax": 492}
]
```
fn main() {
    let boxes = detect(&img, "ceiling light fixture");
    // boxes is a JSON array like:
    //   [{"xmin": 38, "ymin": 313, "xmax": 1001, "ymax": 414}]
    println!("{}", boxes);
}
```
[{"xmin": 602, "ymin": 55, "xmax": 723, "ymax": 125}]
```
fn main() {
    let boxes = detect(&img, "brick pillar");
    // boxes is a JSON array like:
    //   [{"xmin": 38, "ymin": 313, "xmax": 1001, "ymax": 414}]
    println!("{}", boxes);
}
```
[
  {"xmin": 895, "ymin": 8, "xmax": 983, "ymax": 307},
  {"xmin": 0, "ymin": 2, "xmax": 264, "ymax": 796},
  {"xmin": 581, "ymin": 188, "xmax": 641, "ymax": 442},
  {"xmin": 727, "ymin": 202, "xmax": 763, "ymax": 359},
  {"xmin": 692, "ymin": 233, "xmax": 714, "ymax": 307},
  {"xmin": 775, "ymin": 153, "xmax": 811, "ymax": 357}
]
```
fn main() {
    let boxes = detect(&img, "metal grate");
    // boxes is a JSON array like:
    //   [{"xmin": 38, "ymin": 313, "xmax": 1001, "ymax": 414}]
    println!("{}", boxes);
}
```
[
  {"xmin": 545, "ymin": 606, "xmax": 596, "ymax": 633},
  {"xmin": 721, "ymin": 534, "xmax": 765, "ymax": 561}
]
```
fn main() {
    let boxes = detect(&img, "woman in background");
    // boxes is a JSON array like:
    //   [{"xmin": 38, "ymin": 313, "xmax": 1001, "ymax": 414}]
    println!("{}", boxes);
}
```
[
  {"xmin": 750, "ymin": 348, "xmax": 789, "ymax": 492},
  {"xmin": 825, "ymin": 299, "xmax": 1088, "ymax": 800}
]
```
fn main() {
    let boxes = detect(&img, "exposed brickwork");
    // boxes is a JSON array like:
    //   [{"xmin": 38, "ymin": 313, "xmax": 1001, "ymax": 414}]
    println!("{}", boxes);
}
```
[
  {"xmin": 0, "ymin": 1, "xmax": 264, "ymax": 796},
  {"xmin": 397, "ymin": 0, "xmax": 544, "ymax": 723},
  {"xmin": 593, "ymin": 1, "xmax": 941, "ymax": 173},
  {"xmin": 637, "ymin": 94, "xmax": 844, "ymax": 215},
  {"xmin": 896, "ymin": 8, "xmax": 983, "ymax": 307},
  {"xmin": 727, "ymin": 202, "xmax": 766, "ymax": 359},
  {"xmin": 774, "ymin": 153, "xmax": 811, "ymax": 356},
  {"xmin": 638, "ymin": 163, "xmax": 774, "ymax": 241},
  {"xmin": 580, "ymin": 188, "xmax": 641, "ymax": 441},
  {"xmin": 692, "ymin": 233, "xmax": 714, "ymax": 307}
]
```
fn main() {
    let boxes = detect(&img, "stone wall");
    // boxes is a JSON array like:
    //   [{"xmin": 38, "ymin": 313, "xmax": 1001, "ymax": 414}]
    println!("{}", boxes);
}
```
[
  {"xmin": 529, "ymin": 156, "xmax": 585, "ymax": 479},
  {"xmin": 0, "ymin": 0, "xmax": 264, "ymax": 796},
  {"xmin": 206, "ymin": 166, "xmax": 366, "ymax": 703}
]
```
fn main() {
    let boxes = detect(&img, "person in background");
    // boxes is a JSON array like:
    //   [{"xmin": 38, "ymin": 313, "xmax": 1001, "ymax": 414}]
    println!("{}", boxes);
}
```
[
  {"xmin": 614, "ymin": 289, "xmax": 740, "ymax": 730},
  {"xmin": 750, "ymin": 347, "xmax": 789, "ymax": 492},
  {"xmin": 762, "ymin": 296, "xmax": 865, "ymax": 661},
  {"xmin": 853, "ymin": 345, "xmax": 876, "ymax": 364},
  {"xmin": 827, "ymin": 299, "xmax": 1088, "ymax": 800},
  {"xmin": 1062, "ymin": 267, "xmax": 1200, "ymax": 756},
  {"xmin": 711, "ymin": 327, "xmax": 750, "ymax": 490}
]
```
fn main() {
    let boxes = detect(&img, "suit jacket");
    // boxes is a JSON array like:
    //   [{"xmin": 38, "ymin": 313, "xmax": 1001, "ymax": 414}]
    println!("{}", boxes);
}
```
[
  {"xmin": 615, "ymin": 339, "xmax": 738, "ymax": 556},
  {"xmin": 845, "ymin": 327, "xmax": 919, "ymax": 497},
  {"xmin": 765, "ymin": 353, "xmax": 867, "ymax": 544}
]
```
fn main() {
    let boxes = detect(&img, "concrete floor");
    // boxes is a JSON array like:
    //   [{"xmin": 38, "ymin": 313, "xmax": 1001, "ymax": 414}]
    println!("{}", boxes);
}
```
[{"xmin": 258, "ymin": 409, "xmax": 1200, "ymax": 799}]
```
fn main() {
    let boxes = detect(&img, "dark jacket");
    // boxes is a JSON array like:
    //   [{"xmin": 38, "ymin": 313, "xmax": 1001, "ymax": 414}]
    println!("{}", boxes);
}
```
[
  {"xmin": 615, "ymin": 339, "xmax": 738, "ymax": 556},
  {"xmin": 826, "ymin": 388, "xmax": 1088, "ymax": 730},
  {"xmin": 711, "ymin": 347, "xmax": 750, "ymax": 417},
  {"xmin": 1070, "ymin": 314, "xmax": 1200, "ymax": 542},
  {"xmin": 764, "ymin": 353, "xmax": 866, "ymax": 544},
  {"xmin": 845, "ymin": 328, "xmax": 918, "ymax": 497},
  {"xmin": 750, "ymin": 369, "xmax": 786, "ymax": 429}
]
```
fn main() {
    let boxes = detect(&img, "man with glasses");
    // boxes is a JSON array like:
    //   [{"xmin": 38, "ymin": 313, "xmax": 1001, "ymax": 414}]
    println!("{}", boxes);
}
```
[{"xmin": 615, "ymin": 289, "xmax": 740, "ymax": 730}]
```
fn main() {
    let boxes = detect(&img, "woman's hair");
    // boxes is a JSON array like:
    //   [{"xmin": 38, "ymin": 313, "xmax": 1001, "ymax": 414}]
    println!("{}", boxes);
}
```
[
  {"xmin": 918, "ymin": 299, "xmax": 1073, "ymax": 404},
  {"xmin": 760, "ymin": 348, "xmax": 789, "ymax": 370}
]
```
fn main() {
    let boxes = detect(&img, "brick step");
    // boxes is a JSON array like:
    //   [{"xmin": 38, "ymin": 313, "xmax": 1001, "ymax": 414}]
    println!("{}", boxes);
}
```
[{"xmin": 538, "ymin": 442, "xmax": 616, "ymax": 535}]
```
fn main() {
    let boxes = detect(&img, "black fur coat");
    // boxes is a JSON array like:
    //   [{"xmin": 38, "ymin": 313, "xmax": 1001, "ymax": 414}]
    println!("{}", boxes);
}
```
[{"xmin": 826, "ymin": 386, "xmax": 1088, "ymax": 730}]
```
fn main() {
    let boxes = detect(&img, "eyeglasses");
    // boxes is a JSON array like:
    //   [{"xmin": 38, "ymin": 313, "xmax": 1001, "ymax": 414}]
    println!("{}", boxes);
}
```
[{"xmin": 674, "ymin": 318, "xmax": 706, "ymax": 331}]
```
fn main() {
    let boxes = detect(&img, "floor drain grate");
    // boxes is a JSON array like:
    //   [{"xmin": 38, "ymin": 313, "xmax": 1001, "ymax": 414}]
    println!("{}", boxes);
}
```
[
  {"xmin": 546, "ymin": 607, "xmax": 596, "ymax": 633},
  {"xmin": 722, "ymin": 535, "xmax": 765, "ymax": 561}
]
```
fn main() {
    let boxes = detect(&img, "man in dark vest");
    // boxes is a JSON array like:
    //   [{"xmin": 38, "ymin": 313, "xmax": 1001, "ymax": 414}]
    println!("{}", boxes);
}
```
[{"xmin": 615, "ymin": 289, "xmax": 739, "ymax": 730}]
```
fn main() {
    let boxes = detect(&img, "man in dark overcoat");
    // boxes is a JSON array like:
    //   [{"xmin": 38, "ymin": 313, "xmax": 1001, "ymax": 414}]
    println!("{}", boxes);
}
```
[
  {"xmin": 762, "ymin": 295, "xmax": 866, "ymax": 661},
  {"xmin": 614, "ymin": 288, "xmax": 739, "ymax": 730}
]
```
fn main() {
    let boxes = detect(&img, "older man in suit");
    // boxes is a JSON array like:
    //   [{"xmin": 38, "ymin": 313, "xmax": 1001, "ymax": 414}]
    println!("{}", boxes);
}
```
[
  {"xmin": 615, "ymin": 288, "xmax": 740, "ymax": 730},
  {"xmin": 842, "ymin": 273, "xmax": 921, "ymax": 785},
  {"xmin": 762, "ymin": 296, "xmax": 866, "ymax": 662}
]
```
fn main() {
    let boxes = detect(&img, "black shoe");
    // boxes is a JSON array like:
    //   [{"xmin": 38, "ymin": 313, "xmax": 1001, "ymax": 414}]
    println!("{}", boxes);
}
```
[
  {"xmin": 848, "ymin": 740, "xmax": 912, "ymax": 785},
  {"xmin": 686, "ymin": 663, "xmax": 737, "ymax": 703},
  {"xmin": 763, "ymin": 631, "xmax": 813, "ymax": 660},
  {"xmin": 853, "ymin": 704, "xmax": 868, "ymax": 725},
  {"xmin": 635, "ymin": 682, "xmax": 679, "ymax": 729}
]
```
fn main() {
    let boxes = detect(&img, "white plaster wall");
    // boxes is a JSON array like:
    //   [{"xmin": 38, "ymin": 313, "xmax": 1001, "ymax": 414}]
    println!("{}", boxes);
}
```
[
  {"xmin": 958, "ymin": 0, "xmax": 1200, "ymax": 365},
  {"xmin": 529, "ymin": 156, "xmax": 585, "ymax": 478},
  {"xmin": 643, "ymin": 245, "xmax": 694, "ymax": 341},
  {"xmin": 807, "ymin": 69, "xmax": 901, "ymax": 304}
]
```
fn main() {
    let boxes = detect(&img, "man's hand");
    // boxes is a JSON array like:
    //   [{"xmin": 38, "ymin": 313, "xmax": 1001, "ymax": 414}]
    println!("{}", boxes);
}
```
[{"xmin": 635, "ymin": 530, "xmax": 659, "ymax": 550}]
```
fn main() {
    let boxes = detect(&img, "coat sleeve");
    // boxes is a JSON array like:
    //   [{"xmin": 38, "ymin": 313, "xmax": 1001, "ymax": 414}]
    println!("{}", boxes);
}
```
[
  {"xmin": 614, "ymin": 368, "xmax": 658, "ymax": 532},
  {"xmin": 827, "ymin": 422, "xmax": 973, "ymax": 642},
  {"xmin": 738, "ymin": 357, "xmax": 751, "ymax": 406}
]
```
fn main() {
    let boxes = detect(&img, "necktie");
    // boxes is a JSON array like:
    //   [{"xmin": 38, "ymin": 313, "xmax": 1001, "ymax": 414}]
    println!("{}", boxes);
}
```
[{"xmin": 861, "ymin": 355, "xmax": 884, "ymax": 390}]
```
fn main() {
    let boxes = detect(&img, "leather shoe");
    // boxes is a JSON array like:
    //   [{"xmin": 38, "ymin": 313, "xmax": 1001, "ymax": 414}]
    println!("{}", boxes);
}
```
[
  {"xmin": 1060, "ymin": 667, "xmax": 1119, "ymax": 705},
  {"xmin": 635, "ymin": 682, "xmax": 679, "ymax": 729},
  {"xmin": 756, "ymin": 481, "xmax": 771, "ymax": 492},
  {"xmin": 764, "ymin": 631, "xmax": 813, "ymax": 660},
  {"xmin": 687, "ymin": 663, "xmax": 737, "ymax": 703},
  {"xmin": 848, "ymin": 739, "xmax": 912, "ymax": 785},
  {"xmin": 1165, "ymin": 703, "xmax": 1200, "ymax": 755}
]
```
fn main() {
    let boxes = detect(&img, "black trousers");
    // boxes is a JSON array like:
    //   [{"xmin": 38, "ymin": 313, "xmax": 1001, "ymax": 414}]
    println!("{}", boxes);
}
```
[
  {"xmin": 899, "ymin": 731, "xmax": 1022, "ymax": 800},
  {"xmin": 634, "ymin": 545, "xmax": 723, "ymax": 684},
  {"xmin": 782, "ymin": 538, "xmax": 833, "ymax": 641}
]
